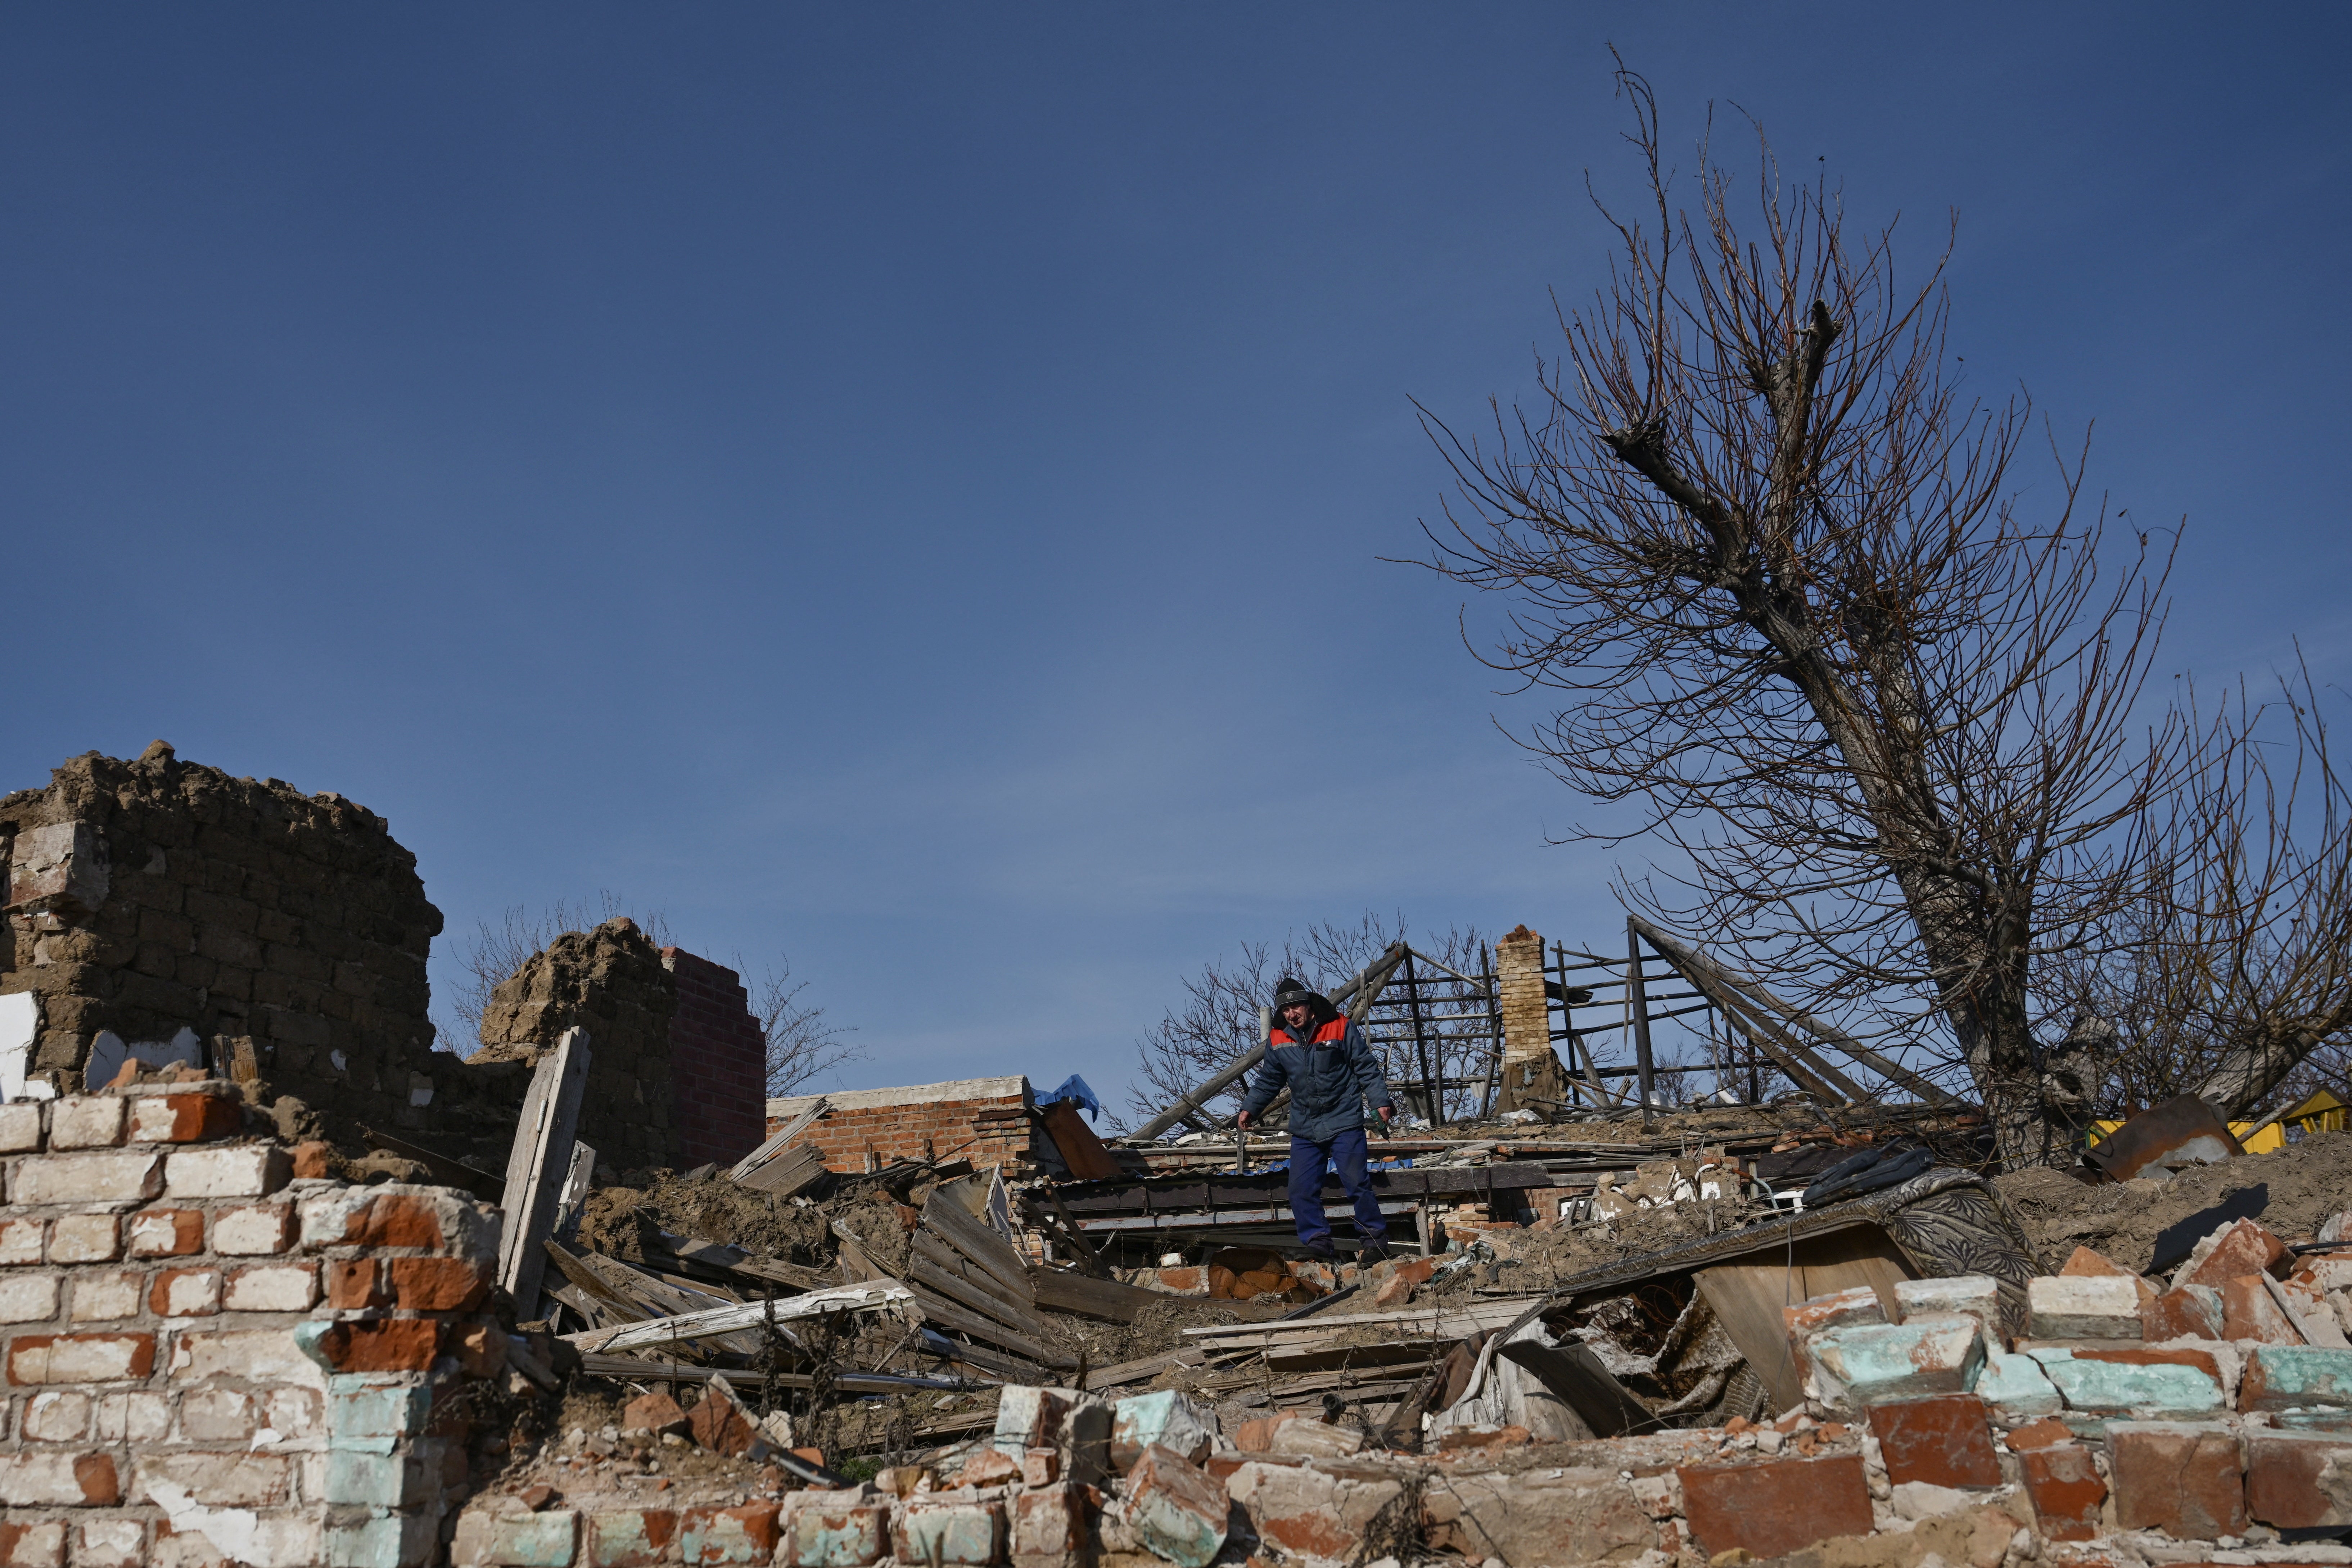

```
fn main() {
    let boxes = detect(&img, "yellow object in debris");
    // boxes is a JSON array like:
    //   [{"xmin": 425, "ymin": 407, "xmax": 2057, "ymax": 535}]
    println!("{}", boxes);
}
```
[{"xmin": 2086, "ymin": 1088, "xmax": 2346, "ymax": 1155}]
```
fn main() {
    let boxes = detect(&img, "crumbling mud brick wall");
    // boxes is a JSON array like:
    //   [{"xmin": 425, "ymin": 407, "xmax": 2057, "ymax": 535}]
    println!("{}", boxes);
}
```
[
  {"xmin": 764, "ymin": 1076, "xmax": 1035, "ymax": 1173},
  {"xmin": 0, "ymin": 1079, "xmax": 509, "ymax": 1568},
  {"xmin": 471, "ymin": 919, "xmax": 680, "ymax": 1176},
  {"xmin": 661, "ymin": 949, "xmax": 766, "ymax": 1171},
  {"xmin": 0, "ymin": 745, "xmax": 448, "ymax": 1132}
]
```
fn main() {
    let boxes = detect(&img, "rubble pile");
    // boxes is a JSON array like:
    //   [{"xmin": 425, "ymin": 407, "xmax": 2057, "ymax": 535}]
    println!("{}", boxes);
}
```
[
  {"xmin": 434, "ymin": 1194, "xmax": 2352, "ymax": 1568},
  {"xmin": 7, "ymin": 1044, "xmax": 2352, "ymax": 1567}
]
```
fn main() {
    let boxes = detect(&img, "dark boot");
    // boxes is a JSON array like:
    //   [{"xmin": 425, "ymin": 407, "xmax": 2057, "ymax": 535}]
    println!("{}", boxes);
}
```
[
  {"xmin": 1356, "ymin": 1240, "xmax": 1393, "ymax": 1267},
  {"xmin": 1301, "ymin": 1241, "xmax": 1337, "ymax": 1263}
]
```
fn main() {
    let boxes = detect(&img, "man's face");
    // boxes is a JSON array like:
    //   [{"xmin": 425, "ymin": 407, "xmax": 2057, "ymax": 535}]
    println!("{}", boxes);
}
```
[{"xmin": 1281, "ymin": 1002, "xmax": 1314, "ymax": 1033}]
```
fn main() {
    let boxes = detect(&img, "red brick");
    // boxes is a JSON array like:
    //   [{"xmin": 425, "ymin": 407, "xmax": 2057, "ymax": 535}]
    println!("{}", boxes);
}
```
[
  {"xmin": 681, "ymin": 1503, "xmax": 781, "ymax": 1565},
  {"xmin": 325, "ymin": 1259, "xmax": 386, "ymax": 1309},
  {"xmin": 623, "ymin": 1392, "xmax": 689, "ymax": 1434},
  {"xmin": 345, "ymin": 1195, "xmax": 445, "ymax": 1250},
  {"xmin": 2061, "ymin": 1245, "xmax": 2134, "ymax": 1277},
  {"xmin": 127, "ymin": 1092, "xmax": 240, "ymax": 1144},
  {"xmin": 1867, "ymin": 1395, "xmax": 2001, "ymax": 1489},
  {"xmin": 586, "ymin": 1508, "xmax": 677, "ymax": 1567},
  {"xmin": 2222, "ymin": 1275, "xmax": 2303, "ymax": 1345},
  {"xmin": 2180, "ymin": 1218, "xmax": 2289, "ymax": 1289},
  {"xmin": 686, "ymin": 1381, "xmax": 766, "ymax": 1458},
  {"xmin": 2004, "ymin": 1417, "xmax": 2075, "ymax": 1451},
  {"xmin": 125, "ymin": 1208, "xmax": 205, "ymax": 1257},
  {"xmin": 309, "ymin": 1319, "xmax": 443, "ymax": 1372},
  {"xmin": 2019, "ymin": 1443, "xmax": 2106, "ymax": 1541},
  {"xmin": 1013, "ymin": 1484, "xmax": 1089, "ymax": 1566},
  {"xmin": 2244, "ymin": 1429, "xmax": 2352, "ymax": 1530},
  {"xmin": 0, "ymin": 1519, "xmax": 66, "ymax": 1568},
  {"xmin": 2143, "ymin": 1285, "xmax": 2225, "ymax": 1341},
  {"xmin": 388, "ymin": 1256, "xmax": 490, "ymax": 1312},
  {"xmin": 0, "ymin": 1451, "xmax": 122, "ymax": 1507},
  {"xmin": 5, "ymin": 1333, "xmax": 156, "ymax": 1384},
  {"xmin": 148, "ymin": 1267, "xmax": 222, "ymax": 1317},
  {"xmin": 1677, "ymin": 1454, "xmax": 1875, "ymax": 1560},
  {"xmin": 290, "ymin": 1141, "xmax": 334, "ymax": 1179},
  {"xmin": 2076, "ymin": 1344, "xmax": 2230, "ymax": 1383},
  {"xmin": 2109, "ymin": 1422, "xmax": 2247, "ymax": 1540},
  {"xmin": 959, "ymin": 1447, "xmax": 1022, "ymax": 1486}
]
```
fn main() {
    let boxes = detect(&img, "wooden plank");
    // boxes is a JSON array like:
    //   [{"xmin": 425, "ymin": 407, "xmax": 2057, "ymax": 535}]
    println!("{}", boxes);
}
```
[
  {"xmin": 907, "ymin": 1254, "xmax": 1051, "ymax": 1343},
  {"xmin": 730, "ymin": 1097, "xmax": 829, "ymax": 1182},
  {"xmin": 739, "ymin": 1144, "xmax": 829, "ymax": 1197},
  {"xmin": 580, "ymin": 1251, "xmax": 734, "ymax": 1319},
  {"xmin": 578, "ymin": 1354, "xmax": 988, "ymax": 1394},
  {"xmin": 1039, "ymin": 1099, "xmax": 1123, "ymax": 1181},
  {"xmin": 1027, "ymin": 1266, "xmax": 1176, "ymax": 1325},
  {"xmin": 921, "ymin": 1196, "xmax": 1035, "ymax": 1303},
  {"xmin": 1085, "ymin": 1347, "xmax": 1203, "ymax": 1389},
  {"xmin": 1693, "ymin": 1227, "xmax": 1918, "ymax": 1416},
  {"xmin": 835, "ymin": 1236, "xmax": 894, "ymax": 1285},
  {"xmin": 546, "ymin": 1281, "xmax": 613, "ymax": 1333},
  {"xmin": 908, "ymin": 1285, "xmax": 1074, "ymax": 1369},
  {"xmin": 912, "ymin": 1233, "xmax": 1036, "ymax": 1318},
  {"xmin": 552, "ymin": 1141, "xmax": 597, "ymax": 1234},
  {"xmin": 729, "ymin": 1257, "xmax": 833, "ymax": 1293},
  {"xmin": 1181, "ymin": 1298, "xmax": 1530, "ymax": 1342},
  {"xmin": 497, "ymin": 1027, "xmax": 593, "ymax": 1317},
  {"xmin": 542, "ymin": 1241, "xmax": 651, "ymax": 1323},
  {"xmin": 1267, "ymin": 1341, "xmax": 1449, "ymax": 1373},
  {"xmin": 564, "ymin": 1281, "xmax": 912, "ymax": 1354},
  {"xmin": 941, "ymin": 1339, "xmax": 1053, "ymax": 1382}
]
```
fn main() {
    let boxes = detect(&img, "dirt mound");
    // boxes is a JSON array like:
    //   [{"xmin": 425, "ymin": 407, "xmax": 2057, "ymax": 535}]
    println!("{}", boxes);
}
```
[
  {"xmin": 577, "ymin": 1170, "xmax": 834, "ymax": 1266},
  {"xmin": 1994, "ymin": 1130, "xmax": 2352, "ymax": 1274}
]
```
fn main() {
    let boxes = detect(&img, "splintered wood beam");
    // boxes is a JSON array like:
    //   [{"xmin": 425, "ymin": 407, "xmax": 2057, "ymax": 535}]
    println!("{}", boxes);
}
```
[
  {"xmin": 1025, "ymin": 1266, "xmax": 1175, "ymax": 1324},
  {"xmin": 562, "ymin": 1281, "xmax": 912, "ymax": 1354},
  {"xmin": 497, "ymin": 1027, "xmax": 593, "ymax": 1319},
  {"xmin": 731, "ymin": 1096, "xmax": 830, "ymax": 1182}
]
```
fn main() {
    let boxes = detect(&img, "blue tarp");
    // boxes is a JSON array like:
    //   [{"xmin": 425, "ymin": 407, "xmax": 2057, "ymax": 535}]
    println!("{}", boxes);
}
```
[{"xmin": 1039, "ymin": 1073, "xmax": 1101, "ymax": 1120}]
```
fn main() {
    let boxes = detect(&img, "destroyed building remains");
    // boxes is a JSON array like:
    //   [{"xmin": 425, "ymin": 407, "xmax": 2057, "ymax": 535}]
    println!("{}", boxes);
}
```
[{"xmin": 5, "ymin": 744, "xmax": 2352, "ymax": 1568}]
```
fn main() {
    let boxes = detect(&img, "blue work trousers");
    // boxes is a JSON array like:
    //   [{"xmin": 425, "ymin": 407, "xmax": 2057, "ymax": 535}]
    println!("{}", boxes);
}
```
[{"xmin": 1286, "ymin": 1126, "xmax": 1387, "ymax": 1251}]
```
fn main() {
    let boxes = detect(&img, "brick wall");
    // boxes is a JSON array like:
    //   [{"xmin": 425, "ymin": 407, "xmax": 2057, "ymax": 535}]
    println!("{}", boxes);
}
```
[
  {"xmin": 0, "ymin": 1080, "xmax": 507, "ymax": 1567},
  {"xmin": 470, "ymin": 920, "xmax": 681, "ymax": 1175},
  {"xmin": 662, "ymin": 949, "xmax": 766, "ymax": 1171},
  {"xmin": 1492, "ymin": 923, "xmax": 1566, "ymax": 1114},
  {"xmin": 0, "ymin": 745, "xmax": 449, "ymax": 1136},
  {"xmin": 764, "ymin": 1076, "xmax": 1034, "ymax": 1174}
]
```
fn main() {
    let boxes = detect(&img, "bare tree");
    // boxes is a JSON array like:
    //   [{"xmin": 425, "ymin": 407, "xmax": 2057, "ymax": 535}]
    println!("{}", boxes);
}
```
[
  {"xmin": 754, "ymin": 956, "xmax": 864, "ymax": 1097},
  {"xmin": 2047, "ymin": 661, "xmax": 2352, "ymax": 1122},
  {"xmin": 1119, "ymin": 913, "xmax": 1489, "ymax": 1132},
  {"xmin": 1416, "ymin": 65, "xmax": 2193, "ymax": 1165}
]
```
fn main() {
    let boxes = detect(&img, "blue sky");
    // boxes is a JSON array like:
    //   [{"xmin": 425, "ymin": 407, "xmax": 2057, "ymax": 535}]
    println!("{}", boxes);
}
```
[{"xmin": 5, "ymin": 6, "xmax": 2347, "ymax": 1106}]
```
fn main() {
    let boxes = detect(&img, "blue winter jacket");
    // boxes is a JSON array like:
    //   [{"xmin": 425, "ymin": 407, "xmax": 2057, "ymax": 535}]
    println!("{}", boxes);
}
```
[{"xmin": 1238, "ymin": 1011, "xmax": 1395, "ymax": 1142}]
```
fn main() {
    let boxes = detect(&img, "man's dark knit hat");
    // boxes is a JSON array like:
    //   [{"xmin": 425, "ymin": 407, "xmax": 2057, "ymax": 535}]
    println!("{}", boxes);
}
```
[{"xmin": 1272, "ymin": 977, "xmax": 1314, "ymax": 1011}]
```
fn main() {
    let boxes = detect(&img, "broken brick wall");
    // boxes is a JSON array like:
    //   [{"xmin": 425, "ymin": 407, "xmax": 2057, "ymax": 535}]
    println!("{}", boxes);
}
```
[
  {"xmin": 0, "ymin": 1079, "xmax": 509, "ymax": 1567},
  {"xmin": 662, "ymin": 949, "xmax": 766, "ymax": 1171},
  {"xmin": 0, "ymin": 746, "xmax": 782, "ymax": 1180},
  {"xmin": 764, "ymin": 1077, "xmax": 1035, "ymax": 1174},
  {"xmin": 0, "ymin": 745, "xmax": 462, "ymax": 1141},
  {"xmin": 471, "ymin": 919, "xmax": 681, "ymax": 1176}
]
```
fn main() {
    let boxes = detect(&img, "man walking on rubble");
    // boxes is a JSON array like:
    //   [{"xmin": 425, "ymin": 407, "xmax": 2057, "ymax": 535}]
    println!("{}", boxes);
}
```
[{"xmin": 1236, "ymin": 977, "xmax": 1397, "ymax": 1265}]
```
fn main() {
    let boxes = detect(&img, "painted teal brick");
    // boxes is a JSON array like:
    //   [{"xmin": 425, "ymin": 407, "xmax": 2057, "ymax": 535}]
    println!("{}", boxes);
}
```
[
  {"xmin": 1978, "ymin": 1349, "xmax": 2063, "ymax": 1416},
  {"xmin": 329, "ymin": 1374, "xmax": 433, "ymax": 1454},
  {"xmin": 2028, "ymin": 1350, "xmax": 2223, "ymax": 1415}
]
